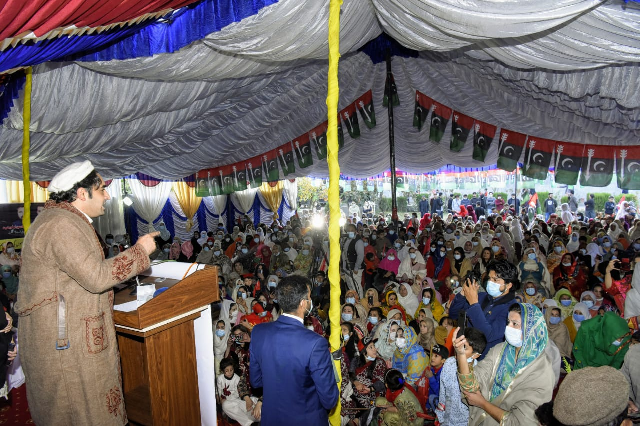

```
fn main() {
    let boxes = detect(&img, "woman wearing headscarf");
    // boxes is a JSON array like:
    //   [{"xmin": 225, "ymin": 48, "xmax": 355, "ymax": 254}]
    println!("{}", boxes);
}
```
[
  {"xmin": 378, "ymin": 248, "xmax": 401, "ymax": 278},
  {"xmin": 375, "ymin": 320, "xmax": 400, "ymax": 364},
  {"xmin": 544, "ymin": 303, "xmax": 573, "ymax": 360},
  {"xmin": 602, "ymin": 258, "xmax": 634, "ymax": 316},
  {"xmin": 181, "ymin": 240, "xmax": 196, "ymax": 262},
  {"xmin": 397, "ymin": 283, "xmax": 419, "ymax": 322},
  {"xmin": 450, "ymin": 247, "xmax": 472, "ymax": 278},
  {"xmin": 546, "ymin": 239, "xmax": 567, "ymax": 274},
  {"xmin": 1, "ymin": 265, "xmax": 18, "ymax": 299},
  {"xmin": 169, "ymin": 241, "xmax": 182, "ymax": 261},
  {"xmin": 381, "ymin": 289, "xmax": 399, "ymax": 317},
  {"xmin": 566, "ymin": 231, "xmax": 580, "ymax": 254},
  {"xmin": 397, "ymin": 244, "xmax": 426, "ymax": 283},
  {"xmin": 213, "ymin": 316, "xmax": 231, "ymax": 375},
  {"xmin": 517, "ymin": 279, "xmax": 546, "ymax": 309},
  {"xmin": 579, "ymin": 290, "xmax": 599, "ymax": 317},
  {"xmin": 459, "ymin": 204, "xmax": 468, "ymax": 218},
  {"xmin": 553, "ymin": 252, "xmax": 588, "ymax": 299},
  {"xmin": 292, "ymin": 243, "xmax": 312, "ymax": 275},
  {"xmin": 361, "ymin": 287, "xmax": 381, "ymax": 313},
  {"xmin": 414, "ymin": 287, "xmax": 445, "ymax": 324},
  {"xmin": 518, "ymin": 246, "xmax": 552, "ymax": 297},
  {"xmin": 353, "ymin": 337, "xmax": 388, "ymax": 412},
  {"xmin": 419, "ymin": 213, "xmax": 431, "ymax": 232},
  {"xmin": 563, "ymin": 302, "xmax": 591, "ymax": 343},
  {"xmin": 573, "ymin": 312, "xmax": 632, "ymax": 370},
  {"xmin": 453, "ymin": 303, "xmax": 554, "ymax": 425},
  {"xmin": 196, "ymin": 230, "xmax": 208, "ymax": 248},
  {"xmin": 426, "ymin": 244, "xmax": 450, "ymax": 283},
  {"xmin": 553, "ymin": 288, "xmax": 577, "ymax": 320},
  {"xmin": 416, "ymin": 317, "xmax": 437, "ymax": 353},
  {"xmin": 344, "ymin": 290, "xmax": 368, "ymax": 324},
  {"xmin": 256, "ymin": 245, "xmax": 272, "ymax": 270},
  {"xmin": 375, "ymin": 369, "xmax": 426, "ymax": 426},
  {"xmin": 392, "ymin": 325, "xmax": 429, "ymax": 388}
]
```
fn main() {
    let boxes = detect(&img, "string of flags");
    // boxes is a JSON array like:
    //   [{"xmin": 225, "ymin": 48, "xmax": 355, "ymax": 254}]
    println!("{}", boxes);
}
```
[
  {"xmin": 413, "ymin": 90, "xmax": 640, "ymax": 190},
  {"xmin": 194, "ymin": 90, "xmax": 376, "ymax": 197}
]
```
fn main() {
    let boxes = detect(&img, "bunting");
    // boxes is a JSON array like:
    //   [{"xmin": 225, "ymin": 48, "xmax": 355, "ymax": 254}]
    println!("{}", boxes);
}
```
[
  {"xmin": 340, "ymin": 103, "xmax": 360, "ymax": 139},
  {"xmin": 472, "ymin": 120, "xmax": 497, "ymax": 162},
  {"xmin": 429, "ymin": 100, "xmax": 452, "ymax": 143},
  {"xmin": 356, "ymin": 90, "xmax": 376, "ymax": 129},
  {"xmin": 413, "ymin": 91, "xmax": 432, "ymax": 131},
  {"xmin": 450, "ymin": 111, "xmax": 473, "ymax": 152},
  {"xmin": 554, "ymin": 142, "xmax": 584, "ymax": 185},
  {"xmin": 617, "ymin": 146, "xmax": 640, "ymax": 190},
  {"xmin": 522, "ymin": 137, "xmax": 555, "ymax": 180},
  {"xmin": 496, "ymin": 129, "xmax": 527, "ymax": 172},
  {"xmin": 292, "ymin": 133, "xmax": 313, "ymax": 168},
  {"xmin": 579, "ymin": 144, "xmax": 614, "ymax": 187}
]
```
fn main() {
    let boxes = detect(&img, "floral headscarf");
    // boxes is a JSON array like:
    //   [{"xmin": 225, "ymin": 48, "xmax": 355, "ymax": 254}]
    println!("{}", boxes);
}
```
[
  {"xmin": 490, "ymin": 303, "xmax": 548, "ymax": 401},
  {"xmin": 181, "ymin": 240, "xmax": 194, "ymax": 258}
]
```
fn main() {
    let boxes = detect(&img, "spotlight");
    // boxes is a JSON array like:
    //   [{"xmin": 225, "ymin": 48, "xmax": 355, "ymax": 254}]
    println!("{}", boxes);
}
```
[
  {"xmin": 123, "ymin": 196, "xmax": 133, "ymax": 207},
  {"xmin": 338, "ymin": 217, "xmax": 346, "ymax": 227}
]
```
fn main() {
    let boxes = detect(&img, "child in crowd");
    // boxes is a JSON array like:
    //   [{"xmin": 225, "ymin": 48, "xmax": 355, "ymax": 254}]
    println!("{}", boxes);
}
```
[
  {"xmin": 216, "ymin": 357, "xmax": 260, "ymax": 426},
  {"xmin": 425, "ymin": 344, "xmax": 448, "ymax": 412},
  {"xmin": 436, "ymin": 328, "xmax": 486, "ymax": 426}
]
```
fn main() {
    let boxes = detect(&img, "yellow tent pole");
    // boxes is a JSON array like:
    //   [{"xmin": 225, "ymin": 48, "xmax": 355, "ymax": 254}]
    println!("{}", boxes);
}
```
[
  {"xmin": 326, "ymin": 0, "xmax": 343, "ymax": 424},
  {"xmin": 22, "ymin": 67, "xmax": 33, "ymax": 234}
]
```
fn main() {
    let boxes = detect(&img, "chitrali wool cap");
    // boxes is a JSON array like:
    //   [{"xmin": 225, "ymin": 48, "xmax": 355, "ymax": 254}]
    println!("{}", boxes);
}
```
[
  {"xmin": 48, "ymin": 160, "xmax": 94, "ymax": 193},
  {"xmin": 553, "ymin": 366, "xmax": 629, "ymax": 426}
]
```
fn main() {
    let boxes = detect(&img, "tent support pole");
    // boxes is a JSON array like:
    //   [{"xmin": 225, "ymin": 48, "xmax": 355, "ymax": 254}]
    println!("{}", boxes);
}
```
[{"xmin": 386, "ymin": 51, "xmax": 398, "ymax": 222}]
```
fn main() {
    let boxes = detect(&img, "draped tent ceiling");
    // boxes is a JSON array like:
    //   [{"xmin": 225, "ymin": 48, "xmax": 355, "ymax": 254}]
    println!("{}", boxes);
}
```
[{"xmin": 0, "ymin": 0, "xmax": 639, "ymax": 181}]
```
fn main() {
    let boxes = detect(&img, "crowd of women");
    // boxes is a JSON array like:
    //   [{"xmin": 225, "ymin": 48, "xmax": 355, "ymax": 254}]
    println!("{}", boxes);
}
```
[{"xmin": 204, "ymin": 199, "xmax": 640, "ymax": 426}]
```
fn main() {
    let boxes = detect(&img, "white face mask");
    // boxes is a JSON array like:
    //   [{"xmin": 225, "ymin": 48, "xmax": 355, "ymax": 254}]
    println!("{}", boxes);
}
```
[
  {"xmin": 466, "ymin": 356, "xmax": 478, "ymax": 367},
  {"xmin": 409, "ymin": 253, "xmax": 417, "ymax": 259},
  {"xmin": 454, "ymin": 254, "xmax": 462, "ymax": 260},
  {"xmin": 504, "ymin": 326, "xmax": 523, "ymax": 347},
  {"xmin": 395, "ymin": 337, "xmax": 406, "ymax": 348},
  {"xmin": 306, "ymin": 325, "xmax": 315, "ymax": 331},
  {"xmin": 389, "ymin": 331, "xmax": 397, "ymax": 340},
  {"xmin": 387, "ymin": 256, "xmax": 395, "ymax": 261},
  {"xmin": 422, "ymin": 297, "xmax": 431, "ymax": 305},
  {"xmin": 366, "ymin": 355, "xmax": 376, "ymax": 361}
]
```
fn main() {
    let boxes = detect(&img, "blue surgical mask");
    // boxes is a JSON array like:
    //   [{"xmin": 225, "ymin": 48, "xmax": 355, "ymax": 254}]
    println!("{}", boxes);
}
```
[
  {"xmin": 302, "ymin": 250, "xmax": 309, "ymax": 255},
  {"xmin": 422, "ymin": 297, "xmax": 431, "ymax": 305},
  {"xmin": 241, "ymin": 248, "xmax": 248, "ymax": 254},
  {"xmin": 486, "ymin": 280, "xmax": 503, "ymax": 297},
  {"xmin": 603, "ymin": 241, "xmax": 612, "ymax": 248},
  {"xmin": 214, "ymin": 251, "xmax": 221, "ymax": 256},
  {"xmin": 369, "ymin": 317, "xmax": 378, "ymax": 324},
  {"xmin": 612, "ymin": 339, "xmax": 622, "ymax": 347},
  {"xmin": 1, "ymin": 271, "xmax": 11, "ymax": 279},
  {"xmin": 579, "ymin": 249, "xmax": 587, "ymax": 255},
  {"xmin": 366, "ymin": 355, "xmax": 376, "ymax": 361},
  {"xmin": 472, "ymin": 241, "xmax": 479, "ymax": 246},
  {"xmin": 492, "ymin": 246, "xmax": 500, "ymax": 253},
  {"xmin": 573, "ymin": 313, "xmax": 585, "ymax": 322},
  {"xmin": 204, "ymin": 247, "xmax": 210, "ymax": 251},
  {"xmin": 410, "ymin": 253, "xmax": 417, "ymax": 259},
  {"xmin": 634, "ymin": 243, "xmax": 640, "ymax": 250},
  {"xmin": 364, "ymin": 242, "xmax": 369, "ymax": 247},
  {"xmin": 560, "ymin": 299, "xmax": 571, "ymax": 306},
  {"xmin": 342, "ymin": 313, "xmax": 353, "ymax": 322},
  {"xmin": 388, "ymin": 230, "xmax": 395, "ymax": 235},
  {"xmin": 527, "ymin": 253, "xmax": 537, "ymax": 260},
  {"xmin": 342, "ymin": 333, "xmax": 350, "ymax": 341},
  {"xmin": 549, "ymin": 316, "xmax": 562, "ymax": 325},
  {"xmin": 583, "ymin": 300, "xmax": 594, "ymax": 309},
  {"xmin": 454, "ymin": 254, "xmax": 461, "ymax": 260},
  {"xmin": 395, "ymin": 242, "xmax": 401, "ymax": 248},
  {"xmin": 525, "ymin": 288, "xmax": 536, "ymax": 296},
  {"xmin": 430, "ymin": 247, "xmax": 436, "ymax": 252},
  {"xmin": 346, "ymin": 297, "xmax": 356, "ymax": 305},
  {"xmin": 572, "ymin": 236, "xmax": 578, "ymax": 242},
  {"xmin": 284, "ymin": 248, "xmax": 290, "ymax": 252},
  {"xmin": 387, "ymin": 256, "xmax": 395, "ymax": 261},
  {"xmin": 254, "ymin": 238, "xmax": 259, "ymax": 243},
  {"xmin": 215, "ymin": 329, "xmax": 226, "ymax": 337},
  {"xmin": 268, "ymin": 281, "xmax": 277, "ymax": 288},
  {"xmin": 554, "ymin": 246, "xmax": 563, "ymax": 253},
  {"xmin": 437, "ymin": 241, "xmax": 444, "ymax": 246},
  {"xmin": 348, "ymin": 232, "xmax": 355, "ymax": 239},
  {"xmin": 496, "ymin": 233, "xmax": 502, "ymax": 238},
  {"xmin": 163, "ymin": 248, "xmax": 170, "ymax": 253}
]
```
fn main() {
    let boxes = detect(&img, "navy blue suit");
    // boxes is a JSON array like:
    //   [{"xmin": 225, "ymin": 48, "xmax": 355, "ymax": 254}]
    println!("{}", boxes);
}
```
[
  {"xmin": 448, "ymin": 291, "xmax": 515, "ymax": 359},
  {"xmin": 250, "ymin": 315, "xmax": 338, "ymax": 426}
]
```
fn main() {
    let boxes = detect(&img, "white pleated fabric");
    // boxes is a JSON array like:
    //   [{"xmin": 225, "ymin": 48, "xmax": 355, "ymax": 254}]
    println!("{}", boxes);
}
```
[
  {"xmin": 230, "ymin": 188, "xmax": 258, "ymax": 214},
  {"xmin": 129, "ymin": 179, "xmax": 172, "ymax": 229},
  {"xmin": 283, "ymin": 179, "xmax": 298, "ymax": 211}
]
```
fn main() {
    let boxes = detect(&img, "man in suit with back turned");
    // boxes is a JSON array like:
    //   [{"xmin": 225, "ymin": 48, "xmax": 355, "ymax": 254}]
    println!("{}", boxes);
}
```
[{"xmin": 250, "ymin": 275, "xmax": 338, "ymax": 425}]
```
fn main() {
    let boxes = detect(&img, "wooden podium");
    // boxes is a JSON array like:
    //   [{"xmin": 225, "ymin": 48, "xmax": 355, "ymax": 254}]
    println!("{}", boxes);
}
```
[{"xmin": 113, "ymin": 266, "xmax": 219, "ymax": 426}]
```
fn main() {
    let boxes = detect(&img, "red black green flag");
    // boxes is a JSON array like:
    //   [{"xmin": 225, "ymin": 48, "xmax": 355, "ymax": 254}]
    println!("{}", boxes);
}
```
[
  {"xmin": 383, "ymin": 73, "xmax": 399, "ymax": 107},
  {"xmin": 195, "ymin": 167, "xmax": 223, "ymax": 197},
  {"xmin": 617, "ymin": 146, "xmax": 640, "ymax": 190},
  {"xmin": 263, "ymin": 149, "xmax": 280, "ymax": 182},
  {"xmin": 277, "ymin": 142, "xmax": 295, "ymax": 176},
  {"xmin": 554, "ymin": 142, "xmax": 584, "ymax": 185},
  {"xmin": 450, "ymin": 111, "xmax": 473, "ymax": 152},
  {"xmin": 356, "ymin": 90, "xmax": 376, "ymax": 129},
  {"xmin": 340, "ymin": 103, "xmax": 360, "ymax": 138},
  {"xmin": 429, "ymin": 100, "xmax": 452, "ymax": 143},
  {"xmin": 579, "ymin": 144, "xmax": 613, "ymax": 187},
  {"xmin": 413, "ymin": 91, "xmax": 433, "ymax": 131},
  {"xmin": 472, "ymin": 120, "xmax": 497, "ymax": 162},
  {"xmin": 292, "ymin": 133, "xmax": 313, "ymax": 169},
  {"xmin": 496, "ymin": 128, "xmax": 526, "ymax": 172},
  {"xmin": 245, "ymin": 155, "xmax": 263, "ymax": 187},
  {"xmin": 522, "ymin": 137, "xmax": 555, "ymax": 180},
  {"xmin": 309, "ymin": 122, "xmax": 328, "ymax": 160},
  {"xmin": 219, "ymin": 164, "xmax": 236, "ymax": 194}
]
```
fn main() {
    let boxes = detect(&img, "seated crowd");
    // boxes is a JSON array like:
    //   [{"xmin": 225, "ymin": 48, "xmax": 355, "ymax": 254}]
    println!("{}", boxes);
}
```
[{"xmin": 2, "ymin": 195, "xmax": 639, "ymax": 426}]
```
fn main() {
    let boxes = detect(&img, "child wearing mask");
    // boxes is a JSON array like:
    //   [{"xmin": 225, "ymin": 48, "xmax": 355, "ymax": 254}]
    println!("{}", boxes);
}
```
[
  {"xmin": 436, "ymin": 328, "xmax": 486, "ymax": 426},
  {"xmin": 217, "ymin": 358, "xmax": 260, "ymax": 426}
]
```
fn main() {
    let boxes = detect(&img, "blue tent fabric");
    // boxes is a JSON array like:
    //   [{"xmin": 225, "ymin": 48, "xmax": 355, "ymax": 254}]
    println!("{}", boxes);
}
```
[
  {"xmin": 0, "ymin": 0, "xmax": 277, "ymax": 73},
  {"xmin": 0, "ymin": 70, "xmax": 25, "ymax": 123},
  {"xmin": 70, "ymin": 0, "xmax": 279, "ymax": 62}
]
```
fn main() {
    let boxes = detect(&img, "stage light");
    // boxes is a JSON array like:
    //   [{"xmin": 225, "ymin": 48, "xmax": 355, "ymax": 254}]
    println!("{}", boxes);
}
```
[{"xmin": 312, "ymin": 214, "xmax": 325, "ymax": 228}]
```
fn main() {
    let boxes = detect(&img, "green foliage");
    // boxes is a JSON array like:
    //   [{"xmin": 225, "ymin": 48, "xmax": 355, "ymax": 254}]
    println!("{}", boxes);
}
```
[
  {"xmin": 615, "ymin": 194, "xmax": 637, "ymax": 205},
  {"xmin": 591, "ymin": 193, "xmax": 610, "ymax": 212},
  {"xmin": 378, "ymin": 197, "xmax": 408, "ymax": 213},
  {"xmin": 538, "ymin": 192, "xmax": 550, "ymax": 204},
  {"xmin": 297, "ymin": 177, "xmax": 328, "ymax": 207},
  {"xmin": 561, "ymin": 196, "xmax": 569, "ymax": 204}
]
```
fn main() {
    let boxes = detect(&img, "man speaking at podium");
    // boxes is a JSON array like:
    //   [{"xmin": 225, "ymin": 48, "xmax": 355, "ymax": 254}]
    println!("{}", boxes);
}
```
[
  {"xmin": 16, "ymin": 161, "xmax": 158, "ymax": 426},
  {"xmin": 250, "ymin": 275, "xmax": 338, "ymax": 425}
]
